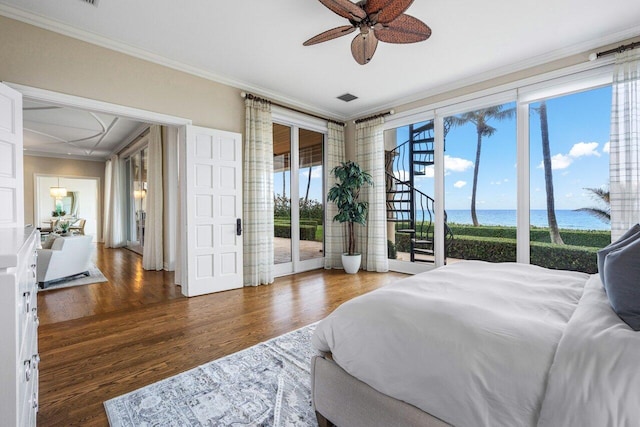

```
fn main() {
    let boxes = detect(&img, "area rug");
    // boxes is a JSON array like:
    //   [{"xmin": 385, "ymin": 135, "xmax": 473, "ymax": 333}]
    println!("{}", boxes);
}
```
[
  {"xmin": 104, "ymin": 323, "xmax": 319, "ymax": 427},
  {"xmin": 38, "ymin": 264, "xmax": 108, "ymax": 291}
]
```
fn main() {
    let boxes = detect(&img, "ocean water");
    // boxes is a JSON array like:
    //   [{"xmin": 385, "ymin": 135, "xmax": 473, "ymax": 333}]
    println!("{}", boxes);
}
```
[{"xmin": 443, "ymin": 209, "xmax": 609, "ymax": 231}]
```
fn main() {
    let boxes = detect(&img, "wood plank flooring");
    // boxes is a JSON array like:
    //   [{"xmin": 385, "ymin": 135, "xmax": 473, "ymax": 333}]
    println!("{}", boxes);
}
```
[{"xmin": 37, "ymin": 244, "xmax": 406, "ymax": 426}]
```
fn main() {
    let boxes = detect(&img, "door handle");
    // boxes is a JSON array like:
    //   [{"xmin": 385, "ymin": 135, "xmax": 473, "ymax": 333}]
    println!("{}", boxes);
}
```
[{"xmin": 236, "ymin": 218, "xmax": 242, "ymax": 236}]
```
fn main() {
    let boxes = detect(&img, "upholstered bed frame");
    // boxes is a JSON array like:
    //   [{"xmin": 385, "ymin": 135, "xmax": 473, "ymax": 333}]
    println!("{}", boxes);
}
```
[{"xmin": 311, "ymin": 355, "xmax": 451, "ymax": 427}]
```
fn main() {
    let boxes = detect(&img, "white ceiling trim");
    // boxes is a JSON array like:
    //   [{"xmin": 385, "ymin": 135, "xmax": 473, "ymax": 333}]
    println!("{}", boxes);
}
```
[
  {"xmin": 24, "ymin": 151, "xmax": 107, "ymax": 162},
  {"xmin": 0, "ymin": 3, "xmax": 344, "ymax": 121},
  {"xmin": 349, "ymin": 25, "xmax": 640, "ymax": 120}
]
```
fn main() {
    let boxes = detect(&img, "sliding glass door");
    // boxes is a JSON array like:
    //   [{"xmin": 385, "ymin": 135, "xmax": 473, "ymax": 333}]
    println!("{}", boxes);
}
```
[
  {"xmin": 125, "ymin": 145, "xmax": 148, "ymax": 254},
  {"xmin": 273, "ymin": 123, "xmax": 325, "ymax": 275}
]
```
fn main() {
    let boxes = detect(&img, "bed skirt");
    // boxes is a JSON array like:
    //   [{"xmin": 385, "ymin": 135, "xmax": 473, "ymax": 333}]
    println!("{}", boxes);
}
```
[{"xmin": 311, "ymin": 356, "xmax": 451, "ymax": 427}]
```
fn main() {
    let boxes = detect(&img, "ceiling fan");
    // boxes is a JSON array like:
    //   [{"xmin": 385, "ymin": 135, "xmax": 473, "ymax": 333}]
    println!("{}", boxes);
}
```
[{"xmin": 303, "ymin": 0, "xmax": 431, "ymax": 65}]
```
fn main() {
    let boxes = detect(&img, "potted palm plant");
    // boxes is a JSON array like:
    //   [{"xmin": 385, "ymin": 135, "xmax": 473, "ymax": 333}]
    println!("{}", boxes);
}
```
[{"xmin": 327, "ymin": 161, "xmax": 373, "ymax": 274}]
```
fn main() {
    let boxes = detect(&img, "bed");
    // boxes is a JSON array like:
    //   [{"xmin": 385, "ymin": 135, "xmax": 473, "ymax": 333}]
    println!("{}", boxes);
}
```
[{"xmin": 311, "ymin": 261, "xmax": 640, "ymax": 427}]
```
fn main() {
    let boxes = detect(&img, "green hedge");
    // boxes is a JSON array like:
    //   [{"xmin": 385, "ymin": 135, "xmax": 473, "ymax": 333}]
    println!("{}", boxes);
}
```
[
  {"xmin": 274, "ymin": 218, "xmax": 318, "ymax": 227},
  {"xmin": 274, "ymin": 223, "xmax": 317, "ymax": 241},
  {"xmin": 447, "ymin": 224, "xmax": 609, "ymax": 248},
  {"xmin": 393, "ymin": 233, "xmax": 598, "ymax": 273},
  {"xmin": 447, "ymin": 235, "xmax": 597, "ymax": 273}
]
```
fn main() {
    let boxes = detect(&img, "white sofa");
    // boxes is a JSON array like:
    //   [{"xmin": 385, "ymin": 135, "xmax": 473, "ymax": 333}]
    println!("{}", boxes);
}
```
[{"xmin": 37, "ymin": 235, "xmax": 93, "ymax": 288}]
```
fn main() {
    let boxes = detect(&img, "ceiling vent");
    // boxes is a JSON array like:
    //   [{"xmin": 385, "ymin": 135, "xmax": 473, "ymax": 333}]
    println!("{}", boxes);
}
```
[
  {"xmin": 80, "ymin": 0, "xmax": 99, "ymax": 6},
  {"xmin": 337, "ymin": 93, "xmax": 358, "ymax": 102}
]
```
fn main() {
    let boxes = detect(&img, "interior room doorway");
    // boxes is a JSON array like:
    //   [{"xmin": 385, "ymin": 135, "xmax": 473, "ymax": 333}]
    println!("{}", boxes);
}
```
[{"xmin": 35, "ymin": 174, "xmax": 100, "ymax": 240}]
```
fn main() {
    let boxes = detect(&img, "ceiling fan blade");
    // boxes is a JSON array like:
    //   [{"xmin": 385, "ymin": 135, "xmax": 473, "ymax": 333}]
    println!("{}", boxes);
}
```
[
  {"xmin": 365, "ymin": 0, "xmax": 414, "ymax": 24},
  {"xmin": 351, "ymin": 31, "xmax": 378, "ymax": 65},
  {"xmin": 374, "ymin": 14, "xmax": 431, "ymax": 43},
  {"xmin": 318, "ymin": 0, "xmax": 367, "ymax": 21},
  {"xmin": 303, "ymin": 25, "xmax": 356, "ymax": 46}
]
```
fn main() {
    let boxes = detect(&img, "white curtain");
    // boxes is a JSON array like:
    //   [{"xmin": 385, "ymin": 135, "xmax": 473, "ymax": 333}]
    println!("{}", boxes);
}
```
[
  {"xmin": 143, "ymin": 125, "xmax": 164, "ymax": 270},
  {"xmin": 610, "ymin": 48, "xmax": 640, "ymax": 241},
  {"xmin": 324, "ymin": 122, "xmax": 347, "ymax": 269},
  {"xmin": 356, "ymin": 117, "xmax": 389, "ymax": 272},
  {"xmin": 103, "ymin": 154, "xmax": 126, "ymax": 248},
  {"xmin": 243, "ymin": 98, "xmax": 274, "ymax": 286}
]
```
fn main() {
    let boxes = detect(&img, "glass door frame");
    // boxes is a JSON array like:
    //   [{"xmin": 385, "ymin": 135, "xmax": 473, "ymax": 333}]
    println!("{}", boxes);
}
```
[
  {"xmin": 122, "ymin": 134, "xmax": 150, "ymax": 255},
  {"xmin": 272, "ymin": 107, "xmax": 328, "ymax": 276}
]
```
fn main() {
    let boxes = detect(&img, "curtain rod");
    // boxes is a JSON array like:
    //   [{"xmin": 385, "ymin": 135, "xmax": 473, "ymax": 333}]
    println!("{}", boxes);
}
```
[
  {"xmin": 591, "ymin": 40, "xmax": 640, "ymax": 60},
  {"xmin": 353, "ymin": 110, "xmax": 394, "ymax": 124},
  {"xmin": 240, "ymin": 92, "xmax": 345, "ymax": 127}
]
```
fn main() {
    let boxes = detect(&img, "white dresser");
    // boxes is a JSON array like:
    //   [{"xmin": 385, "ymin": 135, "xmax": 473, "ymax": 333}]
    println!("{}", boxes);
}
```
[{"xmin": 0, "ymin": 227, "xmax": 40, "ymax": 427}]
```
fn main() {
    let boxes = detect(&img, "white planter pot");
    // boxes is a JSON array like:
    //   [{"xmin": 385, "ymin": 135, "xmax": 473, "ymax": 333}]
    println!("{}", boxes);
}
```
[{"xmin": 342, "ymin": 253, "xmax": 362, "ymax": 274}]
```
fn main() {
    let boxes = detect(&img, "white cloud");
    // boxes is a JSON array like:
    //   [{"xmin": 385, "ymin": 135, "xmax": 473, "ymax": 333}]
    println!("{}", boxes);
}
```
[
  {"xmin": 301, "ymin": 167, "xmax": 322, "ymax": 179},
  {"xmin": 503, "ymin": 178, "xmax": 509, "ymax": 183},
  {"xmin": 453, "ymin": 180, "xmax": 466, "ymax": 188},
  {"xmin": 603, "ymin": 141, "xmax": 610, "ymax": 154},
  {"xmin": 490, "ymin": 180, "xmax": 501, "ymax": 185},
  {"xmin": 394, "ymin": 169, "xmax": 410, "ymax": 181},
  {"xmin": 562, "ymin": 171, "xmax": 570, "ymax": 176},
  {"xmin": 565, "ymin": 192, "xmax": 574, "ymax": 198},
  {"xmin": 420, "ymin": 165, "xmax": 436, "ymax": 178},
  {"xmin": 538, "ymin": 153, "xmax": 573, "ymax": 170},
  {"xmin": 444, "ymin": 155, "xmax": 473, "ymax": 172},
  {"xmin": 569, "ymin": 141, "xmax": 600, "ymax": 158}
]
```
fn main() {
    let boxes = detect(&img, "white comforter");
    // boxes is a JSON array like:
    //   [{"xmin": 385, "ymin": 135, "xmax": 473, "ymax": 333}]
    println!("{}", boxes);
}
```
[
  {"xmin": 538, "ymin": 274, "xmax": 640, "ymax": 426},
  {"xmin": 312, "ymin": 261, "xmax": 590, "ymax": 427}
]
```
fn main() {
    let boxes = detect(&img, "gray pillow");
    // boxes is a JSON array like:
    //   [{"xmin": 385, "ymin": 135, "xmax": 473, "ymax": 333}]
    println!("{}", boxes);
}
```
[
  {"xmin": 604, "ymin": 237, "xmax": 640, "ymax": 330},
  {"xmin": 597, "ymin": 224, "xmax": 640, "ymax": 285}
]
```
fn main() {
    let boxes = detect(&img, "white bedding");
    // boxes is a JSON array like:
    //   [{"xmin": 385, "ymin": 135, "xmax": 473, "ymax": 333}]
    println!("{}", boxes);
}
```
[
  {"xmin": 312, "ymin": 261, "xmax": 590, "ymax": 427},
  {"xmin": 538, "ymin": 274, "xmax": 640, "ymax": 426}
]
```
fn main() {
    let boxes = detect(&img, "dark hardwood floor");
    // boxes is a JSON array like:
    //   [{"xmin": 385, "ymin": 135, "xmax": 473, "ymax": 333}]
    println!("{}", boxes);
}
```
[{"xmin": 37, "ymin": 244, "xmax": 406, "ymax": 426}]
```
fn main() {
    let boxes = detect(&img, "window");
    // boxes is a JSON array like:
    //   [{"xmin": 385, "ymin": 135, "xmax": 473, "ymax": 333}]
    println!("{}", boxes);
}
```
[
  {"xmin": 444, "ymin": 101, "xmax": 517, "ymax": 263},
  {"xmin": 382, "ymin": 64, "xmax": 613, "ymax": 273},
  {"xmin": 528, "ymin": 86, "xmax": 612, "ymax": 272}
]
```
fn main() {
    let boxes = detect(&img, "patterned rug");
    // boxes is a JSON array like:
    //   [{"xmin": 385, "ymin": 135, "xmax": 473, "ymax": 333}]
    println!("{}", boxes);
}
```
[
  {"xmin": 38, "ymin": 264, "xmax": 108, "ymax": 291},
  {"xmin": 104, "ymin": 323, "xmax": 318, "ymax": 427}
]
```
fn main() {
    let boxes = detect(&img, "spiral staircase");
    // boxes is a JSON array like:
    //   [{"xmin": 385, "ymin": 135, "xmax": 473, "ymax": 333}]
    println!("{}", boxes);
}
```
[{"xmin": 386, "ymin": 122, "xmax": 454, "ymax": 262}]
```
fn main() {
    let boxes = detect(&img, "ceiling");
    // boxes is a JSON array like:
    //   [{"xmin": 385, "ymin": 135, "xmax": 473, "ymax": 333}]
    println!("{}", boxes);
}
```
[
  {"xmin": 1, "ymin": 1, "xmax": 640, "ymax": 120},
  {"xmin": 23, "ymin": 99, "xmax": 148, "ymax": 160}
]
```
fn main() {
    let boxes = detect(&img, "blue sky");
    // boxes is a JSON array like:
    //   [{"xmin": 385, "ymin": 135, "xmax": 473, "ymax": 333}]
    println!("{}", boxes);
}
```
[
  {"xmin": 275, "ymin": 85, "xmax": 612, "ymax": 215},
  {"xmin": 409, "ymin": 85, "xmax": 612, "ymax": 211}
]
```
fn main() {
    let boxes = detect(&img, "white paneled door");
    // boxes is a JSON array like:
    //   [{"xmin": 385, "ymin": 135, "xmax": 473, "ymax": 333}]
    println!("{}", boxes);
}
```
[
  {"xmin": 182, "ymin": 126, "xmax": 243, "ymax": 296},
  {"xmin": 0, "ymin": 83, "xmax": 23, "ymax": 228}
]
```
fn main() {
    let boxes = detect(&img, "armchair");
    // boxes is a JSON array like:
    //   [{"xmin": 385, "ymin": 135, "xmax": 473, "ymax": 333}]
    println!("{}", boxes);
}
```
[{"xmin": 37, "ymin": 235, "xmax": 93, "ymax": 288}]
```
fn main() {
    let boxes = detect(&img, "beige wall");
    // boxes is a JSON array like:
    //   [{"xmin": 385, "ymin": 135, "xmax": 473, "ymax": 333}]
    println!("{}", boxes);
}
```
[
  {"xmin": 0, "ymin": 16, "xmax": 244, "ymax": 133},
  {"xmin": 23, "ymin": 155, "xmax": 105, "ymax": 236}
]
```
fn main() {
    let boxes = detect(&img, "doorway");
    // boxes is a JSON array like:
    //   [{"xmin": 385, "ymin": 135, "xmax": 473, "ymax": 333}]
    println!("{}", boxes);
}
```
[
  {"xmin": 273, "ymin": 122, "xmax": 325, "ymax": 275},
  {"xmin": 35, "ymin": 174, "xmax": 100, "ymax": 240},
  {"xmin": 9, "ymin": 82, "xmax": 190, "ymax": 286}
]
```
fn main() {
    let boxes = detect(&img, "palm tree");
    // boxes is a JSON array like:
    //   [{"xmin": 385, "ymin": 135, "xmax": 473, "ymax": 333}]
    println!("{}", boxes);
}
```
[
  {"xmin": 537, "ymin": 101, "xmax": 564, "ymax": 244},
  {"xmin": 575, "ymin": 186, "xmax": 610, "ymax": 224},
  {"xmin": 449, "ymin": 106, "xmax": 515, "ymax": 226}
]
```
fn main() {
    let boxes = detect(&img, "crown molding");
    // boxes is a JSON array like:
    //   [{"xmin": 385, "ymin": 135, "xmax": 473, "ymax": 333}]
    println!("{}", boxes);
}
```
[
  {"xmin": 0, "ymin": 4, "xmax": 347, "ymax": 121},
  {"xmin": 24, "ymin": 151, "xmax": 107, "ymax": 162},
  {"xmin": 347, "ymin": 25, "xmax": 640, "ymax": 121}
]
